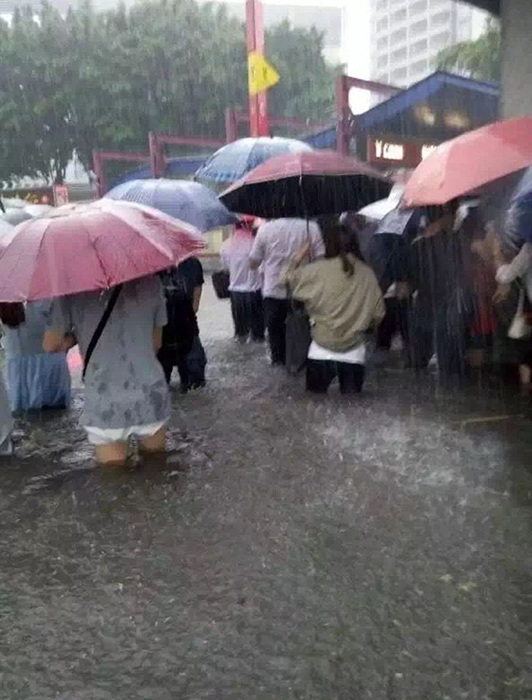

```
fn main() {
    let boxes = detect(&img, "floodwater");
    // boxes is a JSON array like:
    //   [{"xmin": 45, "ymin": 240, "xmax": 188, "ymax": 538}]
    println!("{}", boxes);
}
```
[{"xmin": 1, "ymin": 280, "xmax": 532, "ymax": 700}]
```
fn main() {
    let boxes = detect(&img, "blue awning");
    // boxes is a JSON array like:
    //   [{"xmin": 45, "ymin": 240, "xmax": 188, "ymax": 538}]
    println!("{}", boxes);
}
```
[
  {"xmin": 355, "ymin": 71, "xmax": 499, "ymax": 141},
  {"xmin": 109, "ymin": 156, "xmax": 209, "ymax": 189}
]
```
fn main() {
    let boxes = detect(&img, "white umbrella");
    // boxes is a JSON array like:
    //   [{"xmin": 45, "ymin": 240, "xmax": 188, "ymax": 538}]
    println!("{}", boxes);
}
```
[{"xmin": 358, "ymin": 184, "xmax": 404, "ymax": 221}]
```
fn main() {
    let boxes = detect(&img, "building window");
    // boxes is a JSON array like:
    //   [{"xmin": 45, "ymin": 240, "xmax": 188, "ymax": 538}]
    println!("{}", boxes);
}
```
[
  {"xmin": 410, "ymin": 59, "xmax": 428, "ymax": 76},
  {"xmin": 391, "ymin": 67, "xmax": 407, "ymax": 85},
  {"xmin": 411, "ymin": 0, "xmax": 428, "ymax": 14},
  {"xmin": 410, "ymin": 19, "xmax": 428, "ymax": 37},
  {"xmin": 377, "ymin": 73, "xmax": 389, "ymax": 84},
  {"xmin": 376, "ymin": 17, "xmax": 388, "ymax": 33},
  {"xmin": 376, "ymin": 0, "xmax": 388, "ymax": 12},
  {"xmin": 377, "ymin": 54, "xmax": 388, "ymax": 69},
  {"xmin": 391, "ymin": 47, "xmax": 407, "ymax": 64},
  {"xmin": 390, "ymin": 27, "xmax": 407, "ymax": 45},
  {"xmin": 431, "ymin": 10, "xmax": 451, "ymax": 27},
  {"xmin": 377, "ymin": 36, "xmax": 388, "ymax": 52},
  {"xmin": 392, "ymin": 8, "xmax": 407, "ymax": 23},
  {"xmin": 410, "ymin": 38, "xmax": 428, "ymax": 57},
  {"xmin": 431, "ymin": 31, "xmax": 450, "ymax": 49}
]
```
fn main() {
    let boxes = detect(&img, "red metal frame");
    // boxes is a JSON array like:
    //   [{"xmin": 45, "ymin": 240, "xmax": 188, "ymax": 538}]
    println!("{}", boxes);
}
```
[
  {"xmin": 148, "ymin": 132, "xmax": 226, "ymax": 178},
  {"xmin": 93, "ymin": 149, "xmax": 151, "ymax": 197},
  {"xmin": 335, "ymin": 75, "xmax": 402, "ymax": 156},
  {"xmin": 93, "ymin": 71, "xmax": 404, "ymax": 193},
  {"xmin": 225, "ymin": 108, "xmax": 328, "ymax": 142}
]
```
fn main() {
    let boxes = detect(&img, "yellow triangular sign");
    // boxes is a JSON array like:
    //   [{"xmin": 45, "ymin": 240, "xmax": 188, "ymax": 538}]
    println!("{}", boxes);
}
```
[{"xmin": 248, "ymin": 51, "xmax": 280, "ymax": 97}]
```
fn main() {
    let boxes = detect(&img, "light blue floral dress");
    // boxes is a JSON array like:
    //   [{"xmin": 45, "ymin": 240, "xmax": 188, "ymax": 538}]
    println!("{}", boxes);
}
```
[{"xmin": 3, "ymin": 301, "xmax": 71, "ymax": 412}]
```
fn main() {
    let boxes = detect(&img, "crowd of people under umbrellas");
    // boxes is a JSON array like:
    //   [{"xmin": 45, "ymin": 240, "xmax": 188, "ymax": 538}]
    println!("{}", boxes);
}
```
[{"xmin": 1, "ymin": 118, "xmax": 532, "ymax": 467}]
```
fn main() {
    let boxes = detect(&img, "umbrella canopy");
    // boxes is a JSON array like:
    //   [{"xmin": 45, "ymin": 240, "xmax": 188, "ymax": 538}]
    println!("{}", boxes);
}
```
[
  {"xmin": 402, "ymin": 116, "xmax": 532, "ymax": 207},
  {"xmin": 195, "ymin": 136, "xmax": 312, "ymax": 185},
  {"xmin": 0, "ymin": 219, "xmax": 13, "ymax": 239},
  {"xmin": 24, "ymin": 204, "xmax": 54, "ymax": 217},
  {"xmin": 1, "ymin": 208, "xmax": 33, "ymax": 226},
  {"xmin": 0, "ymin": 200, "xmax": 204, "ymax": 302},
  {"xmin": 358, "ymin": 184, "xmax": 404, "ymax": 221},
  {"xmin": 219, "ymin": 150, "xmax": 391, "ymax": 218},
  {"xmin": 1, "ymin": 197, "xmax": 27, "ymax": 209},
  {"xmin": 504, "ymin": 167, "xmax": 532, "ymax": 243},
  {"xmin": 105, "ymin": 178, "xmax": 236, "ymax": 232},
  {"xmin": 374, "ymin": 207, "xmax": 420, "ymax": 236}
]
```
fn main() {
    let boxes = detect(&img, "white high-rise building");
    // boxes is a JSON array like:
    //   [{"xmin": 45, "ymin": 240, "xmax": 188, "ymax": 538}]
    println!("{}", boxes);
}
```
[{"xmin": 370, "ymin": 0, "xmax": 490, "ymax": 88}]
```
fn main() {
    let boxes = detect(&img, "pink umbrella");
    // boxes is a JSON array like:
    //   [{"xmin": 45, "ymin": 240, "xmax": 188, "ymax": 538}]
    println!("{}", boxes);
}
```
[
  {"xmin": 402, "ymin": 116, "xmax": 532, "ymax": 207},
  {"xmin": 0, "ymin": 200, "xmax": 204, "ymax": 302}
]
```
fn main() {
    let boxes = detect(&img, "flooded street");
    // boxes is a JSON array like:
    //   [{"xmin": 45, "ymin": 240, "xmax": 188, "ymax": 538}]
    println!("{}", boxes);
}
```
[{"xmin": 2, "ymin": 279, "xmax": 532, "ymax": 700}]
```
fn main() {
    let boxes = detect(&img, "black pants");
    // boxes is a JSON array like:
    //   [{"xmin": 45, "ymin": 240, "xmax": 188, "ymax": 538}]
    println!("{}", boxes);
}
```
[
  {"xmin": 230, "ymin": 291, "xmax": 265, "ymax": 340},
  {"xmin": 409, "ymin": 303, "xmax": 466, "ymax": 377},
  {"xmin": 158, "ymin": 336, "xmax": 207, "ymax": 392},
  {"xmin": 377, "ymin": 298, "xmax": 410, "ymax": 350},
  {"xmin": 306, "ymin": 360, "xmax": 365, "ymax": 395},
  {"xmin": 263, "ymin": 297, "xmax": 289, "ymax": 365}
]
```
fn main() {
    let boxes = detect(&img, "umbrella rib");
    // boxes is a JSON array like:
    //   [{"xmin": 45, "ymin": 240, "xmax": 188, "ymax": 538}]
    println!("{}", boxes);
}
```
[{"xmin": 24, "ymin": 219, "xmax": 52, "ymax": 301}]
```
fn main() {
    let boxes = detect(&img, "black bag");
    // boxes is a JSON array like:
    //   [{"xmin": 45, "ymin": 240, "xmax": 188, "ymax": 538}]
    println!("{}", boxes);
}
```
[
  {"xmin": 212, "ymin": 270, "xmax": 230, "ymax": 299},
  {"xmin": 83, "ymin": 284, "xmax": 122, "ymax": 381},
  {"xmin": 285, "ymin": 301, "xmax": 311, "ymax": 376}
]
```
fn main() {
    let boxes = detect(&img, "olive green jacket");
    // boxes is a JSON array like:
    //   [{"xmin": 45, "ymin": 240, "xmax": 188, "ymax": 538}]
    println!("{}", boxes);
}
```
[{"xmin": 284, "ymin": 256, "xmax": 385, "ymax": 353}]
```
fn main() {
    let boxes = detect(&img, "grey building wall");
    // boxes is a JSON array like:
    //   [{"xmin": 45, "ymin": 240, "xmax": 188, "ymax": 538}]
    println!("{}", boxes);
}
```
[{"xmin": 501, "ymin": 0, "xmax": 532, "ymax": 117}]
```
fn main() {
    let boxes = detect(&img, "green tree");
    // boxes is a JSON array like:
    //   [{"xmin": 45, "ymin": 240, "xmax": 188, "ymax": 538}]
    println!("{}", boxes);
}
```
[
  {"xmin": 436, "ymin": 19, "xmax": 501, "ymax": 83},
  {"xmin": 267, "ymin": 21, "xmax": 340, "ymax": 127},
  {"xmin": 0, "ymin": 0, "xmax": 338, "ymax": 184},
  {"xmin": 0, "ymin": 3, "xmax": 74, "ymax": 184}
]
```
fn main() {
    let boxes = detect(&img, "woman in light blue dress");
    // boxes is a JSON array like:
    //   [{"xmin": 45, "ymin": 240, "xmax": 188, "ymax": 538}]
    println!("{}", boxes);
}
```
[{"xmin": 1, "ymin": 301, "xmax": 71, "ymax": 412}]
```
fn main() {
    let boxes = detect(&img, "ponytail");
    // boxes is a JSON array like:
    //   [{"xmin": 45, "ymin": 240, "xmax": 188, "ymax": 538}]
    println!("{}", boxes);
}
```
[
  {"xmin": 340, "ymin": 250, "xmax": 354, "ymax": 277},
  {"xmin": 0, "ymin": 302, "xmax": 25, "ymax": 328},
  {"xmin": 319, "ymin": 217, "xmax": 358, "ymax": 278}
]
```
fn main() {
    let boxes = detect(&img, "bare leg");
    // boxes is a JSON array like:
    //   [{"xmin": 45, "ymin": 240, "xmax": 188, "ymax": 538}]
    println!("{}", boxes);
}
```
[
  {"xmin": 139, "ymin": 426, "xmax": 166, "ymax": 454},
  {"xmin": 95, "ymin": 442, "xmax": 128, "ymax": 467}
]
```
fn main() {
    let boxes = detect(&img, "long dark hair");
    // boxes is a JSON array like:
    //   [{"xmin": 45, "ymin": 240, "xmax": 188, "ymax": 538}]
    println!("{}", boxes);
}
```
[
  {"xmin": 0, "ymin": 302, "xmax": 25, "ymax": 328},
  {"xmin": 318, "ymin": 217, "xmax": 363, "ymax": 278}
]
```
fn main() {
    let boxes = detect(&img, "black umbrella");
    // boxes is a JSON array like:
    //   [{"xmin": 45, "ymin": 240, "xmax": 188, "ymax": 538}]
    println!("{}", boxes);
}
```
[{"xmin": 219, "ymin": 150, "xmax": 391, "ymax": 218}]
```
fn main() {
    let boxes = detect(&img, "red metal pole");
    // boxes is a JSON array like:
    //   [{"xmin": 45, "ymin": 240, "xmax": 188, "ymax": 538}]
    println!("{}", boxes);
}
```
[
  {"xmin": 335, "ymin": 75, "xmax": 351, "ymax": 157},
  {"xmin": 225, "ymin": 108, "xmax": 239, "ymax": 143},
  {"xmin": 148, "ymin": 132, "xmax": 160, "ymax": 178},
  {"xmin": 246, "ymin": 0, "xmax": 269, "ymax": 137},
  {"xmin": 92, "ymin": 150, "xmax": 105, "ymax": 197}
]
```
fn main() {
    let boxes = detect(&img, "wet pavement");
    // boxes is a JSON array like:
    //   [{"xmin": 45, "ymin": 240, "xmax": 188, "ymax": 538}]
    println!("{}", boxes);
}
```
[{"xmin": 2, "ymin": 279, "xmax": 532, "ymax": 700}]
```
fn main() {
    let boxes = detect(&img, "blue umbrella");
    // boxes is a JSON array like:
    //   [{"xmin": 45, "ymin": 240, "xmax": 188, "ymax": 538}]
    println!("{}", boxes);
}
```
[
  {"xmin": 505, "ymin": 167, "xmax": 532, "ymax": 243},
  {"xmin": 194, "ymin": 136, "xmax": 312, "ymax": 185},
  {"xmin": 104, "ymin": 178, "xmax": 236, "ymax": 233}
]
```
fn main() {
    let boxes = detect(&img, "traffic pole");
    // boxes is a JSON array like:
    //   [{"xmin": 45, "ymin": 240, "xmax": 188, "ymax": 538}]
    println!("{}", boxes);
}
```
[{"xmin": 246, "ymin": 0, "xmax": 269, "ymax": 137}]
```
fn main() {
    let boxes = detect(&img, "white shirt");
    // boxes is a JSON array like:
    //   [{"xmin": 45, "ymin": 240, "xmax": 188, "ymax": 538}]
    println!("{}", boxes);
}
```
[
  {"xmin": 249, "ymin": 219, "xmax": 325, "ymax": 299},
  {"xmin": 220, "ymin": 231, "xmax": 262, "ymax": 292},
  {"xmin": 496, "ymin": 242, "xmax": 532, "ymax": 302}
]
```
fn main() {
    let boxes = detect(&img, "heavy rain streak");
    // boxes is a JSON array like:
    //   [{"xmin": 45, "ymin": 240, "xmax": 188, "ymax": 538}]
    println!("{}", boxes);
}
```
[{"xmin": 1, "ymin": 0, "xmax": 532, "ymax": 698}]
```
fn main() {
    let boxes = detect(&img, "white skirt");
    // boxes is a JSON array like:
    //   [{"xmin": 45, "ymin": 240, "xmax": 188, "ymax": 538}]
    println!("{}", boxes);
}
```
[
  {"xmin": 308, "ymin": 341, "xmax": 366, "ymax": 365},
  {"xmin": 85, "ymin": 420, "xmax": 168, "ymax": 446}
]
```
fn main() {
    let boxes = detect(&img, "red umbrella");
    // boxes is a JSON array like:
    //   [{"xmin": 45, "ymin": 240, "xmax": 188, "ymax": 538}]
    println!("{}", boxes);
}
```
[
  {"xmin": 0, "ymin": 200, "xmax": 204, "ymax": 302},
  {"xmin": 219, "ymin": 149, "xmax": 391, "ymax": 218},
  {"xmin": 402, "ymin": 116, "xmax": 532, "ymax": 207}
]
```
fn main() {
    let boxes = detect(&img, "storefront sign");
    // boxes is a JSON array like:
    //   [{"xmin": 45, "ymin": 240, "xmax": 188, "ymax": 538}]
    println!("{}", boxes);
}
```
[{"xmin": 367, "ymin": 136, "xmax": 438, "ymax": 167}]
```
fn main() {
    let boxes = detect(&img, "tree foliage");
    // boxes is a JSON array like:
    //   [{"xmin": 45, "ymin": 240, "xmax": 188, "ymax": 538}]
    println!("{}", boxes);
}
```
[
  {"xmin": 0, "ymin": 0, "xmax": 338, "ymax": 185},
  {"xmin": 436, "ymin": 19, "xmax": 501, "ymax": 83}
]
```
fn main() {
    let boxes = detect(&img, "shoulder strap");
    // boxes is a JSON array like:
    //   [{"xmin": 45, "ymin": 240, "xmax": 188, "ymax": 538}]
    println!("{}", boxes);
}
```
[{"xmin": 82, "ymin": 284, "xmax": 122, "ymax": 381}]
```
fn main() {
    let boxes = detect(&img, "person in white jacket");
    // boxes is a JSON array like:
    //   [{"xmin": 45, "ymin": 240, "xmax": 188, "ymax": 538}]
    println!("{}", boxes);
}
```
[{"xmin": 220, "ymin": 217, "xmax": 265, "ymax": 343}]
